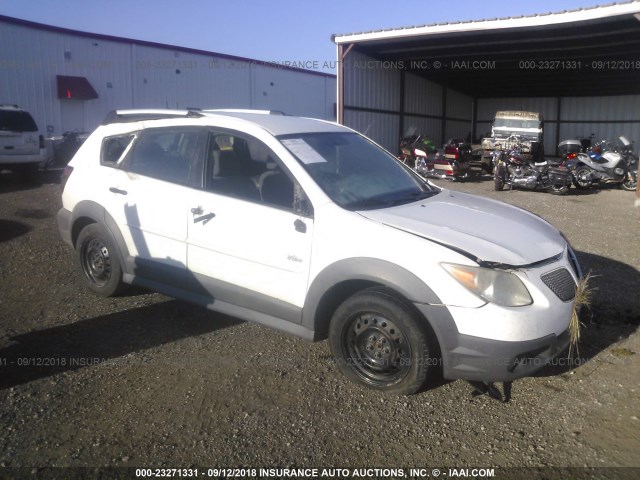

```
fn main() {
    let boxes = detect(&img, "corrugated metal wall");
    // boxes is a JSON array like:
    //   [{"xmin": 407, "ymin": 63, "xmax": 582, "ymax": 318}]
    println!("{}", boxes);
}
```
[
  {"xmin": 344, "ymin": 51, "xmax": 400, "ymax": 112},
  {"xmin": 403, "ymin": 74, "xmax": 442, "ymax": 140},
  {"xmin": 0, "ymin": 19, "xmax": 336, "ymax": 136},
  {"xmin": 342, "ymin": 51, "xmax": 474, "ymax": 152},
  {"xmin": 559, "ymin": 95, "xmax": 640, "ymax": 147},
  {"xmin": 444, "ymin": 89, "xmax": 473, "ymax": 141}
]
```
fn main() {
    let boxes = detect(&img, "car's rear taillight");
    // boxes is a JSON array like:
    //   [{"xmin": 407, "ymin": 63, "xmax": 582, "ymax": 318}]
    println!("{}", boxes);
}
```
[{"xmin": 61, "ymin": 165, "xmax": 74, "ymax": 189}]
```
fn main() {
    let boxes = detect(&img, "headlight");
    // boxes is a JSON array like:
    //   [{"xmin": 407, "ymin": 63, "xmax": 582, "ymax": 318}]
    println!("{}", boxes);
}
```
[
  {"xmin": 414, "ymin": 148, "xmax": 427, "ymax": 157},
  {"xmin": 442, "ymin": 263, "xmax": 533, "ymax": 307}
]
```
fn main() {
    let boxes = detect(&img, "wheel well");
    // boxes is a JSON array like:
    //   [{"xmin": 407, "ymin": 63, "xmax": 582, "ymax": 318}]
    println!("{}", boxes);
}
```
[
  {"xmin": 71, "ymin": 216, "xmax": 96, "ymax": 248},
  {"xmin": 312, "ymin": 280, "xmax": 440, "ymax": 344},
  {"xmin": 313, "ymin": 280, "xmax": 379, "ymax": 340}
]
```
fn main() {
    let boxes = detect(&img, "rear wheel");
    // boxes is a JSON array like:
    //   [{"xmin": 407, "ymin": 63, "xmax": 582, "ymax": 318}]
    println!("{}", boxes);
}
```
[
  {"xmin": 328, "ymin": 287, "xmax": 437, "ymax": 395},
  {"xmin": 573, "ymin": 167, "xmax": 593, "ymax": 189},
  {"xmin": 76, "ymin": 223, "xmax": 125, "ymax": 297}
]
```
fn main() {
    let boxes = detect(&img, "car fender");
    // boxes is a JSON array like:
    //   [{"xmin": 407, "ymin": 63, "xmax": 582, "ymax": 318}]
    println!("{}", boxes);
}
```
[
  {"xmin": 70, "ymin": 200, "xmax": 132, "ymax": 274},
  {"xmin": 302, "ymin": 257, "xmax": 444, "ymax": 340}
]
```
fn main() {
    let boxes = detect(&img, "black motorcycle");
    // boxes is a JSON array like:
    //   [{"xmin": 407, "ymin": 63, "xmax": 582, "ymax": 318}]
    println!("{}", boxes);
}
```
[{"xmin": 493, "ymin": 138, "xmax": 572, "ymax": 195}]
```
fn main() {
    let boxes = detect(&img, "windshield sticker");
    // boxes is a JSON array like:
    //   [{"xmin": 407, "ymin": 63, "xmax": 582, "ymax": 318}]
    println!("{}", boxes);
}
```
[{"xmin": 281, "ymin": 139, "xmax": 327, "ymax": 164}]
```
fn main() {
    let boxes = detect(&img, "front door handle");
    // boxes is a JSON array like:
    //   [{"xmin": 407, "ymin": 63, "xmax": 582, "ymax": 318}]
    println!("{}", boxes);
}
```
[
  {"xmin": 294, "ymin": 219, "xmax": 306, "ymax": 233},
  {"xmin": 109, "ymin": 187, "xmax": 128, "ymax": 195},
  {"xmin": 193, "ymin": 213, "xmax": 216, "ymax": 225}
]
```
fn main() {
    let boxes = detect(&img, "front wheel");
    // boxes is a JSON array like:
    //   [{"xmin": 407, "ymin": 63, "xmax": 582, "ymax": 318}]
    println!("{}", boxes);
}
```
[
  {"xmin": 494, "ymin": 175, "xmax": 505, "ymax": 191},
  {"xmin": 76, "ymin": 223, "xmax": 125, "ymax": 297},
  {"xmin": 622, "ymin": 173, "xmax": 637, "ymax": 192},
  {"xmin": 328, "ymin": 287, "xmax": 438, "ymax": 395}
]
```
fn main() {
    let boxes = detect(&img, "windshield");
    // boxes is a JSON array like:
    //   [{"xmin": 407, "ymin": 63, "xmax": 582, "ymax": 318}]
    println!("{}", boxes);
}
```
[
  {"xmin": 279, "ymin": 132, "xmax": 438, "ymax": 210},
  {"xmin": 494, "ymin": 118, "xmax": 540, "ymax": 130}
]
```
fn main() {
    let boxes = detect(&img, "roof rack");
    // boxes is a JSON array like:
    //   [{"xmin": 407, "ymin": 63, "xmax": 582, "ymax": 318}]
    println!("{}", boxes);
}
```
[
  {"xmin": 204, "ymin": 109, "xmax": 286, "ymax": 116},
  {"xmin": 101, "ymin": 109, "xmax": 203, "ymax": 125}
]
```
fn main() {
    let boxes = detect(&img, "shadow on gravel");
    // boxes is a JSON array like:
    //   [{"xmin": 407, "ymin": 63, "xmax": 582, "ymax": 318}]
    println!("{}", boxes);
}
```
[
  {"xmin": 0, "ymin": 219, "xmax": 31, "ymax": 243},
  {"xmin": 538, "ymin": 250, "xmax": 639, "ymax": 378},
  {"xmin": 0, "ymin": 169, "xmax": 61, "ymax": 194},
  {"xmin": 0, "ymin": 300, "xmax": 242, "ymax": 390}
]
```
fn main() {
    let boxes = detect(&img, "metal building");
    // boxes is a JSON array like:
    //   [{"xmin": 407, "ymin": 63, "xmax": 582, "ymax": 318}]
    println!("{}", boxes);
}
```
[
  {"xmin": 0, "ymin": 15, "xmax": 336, "ymax": 137},
  {"xmin": 333, "ymin": 1, "xmax": 640, "ymax": 158}
]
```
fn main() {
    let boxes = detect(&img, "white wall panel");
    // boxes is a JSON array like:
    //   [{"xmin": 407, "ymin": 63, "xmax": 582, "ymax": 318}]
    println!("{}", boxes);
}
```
[
  {"xmin": 251, "ymin": 66, "xmax": 334, "ymax": 119},
  {"xmin": 0, "ymin": 18, "xmax": 336, "ymax": 136}
]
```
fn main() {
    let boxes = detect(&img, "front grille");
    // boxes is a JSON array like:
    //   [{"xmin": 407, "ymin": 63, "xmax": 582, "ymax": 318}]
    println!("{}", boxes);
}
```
[{"xmin": 541, "ymin": 268, "xmax": 576, "ymax": 302}]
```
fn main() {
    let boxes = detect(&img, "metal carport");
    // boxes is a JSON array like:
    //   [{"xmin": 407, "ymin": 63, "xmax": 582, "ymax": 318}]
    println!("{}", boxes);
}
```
[{"xmin": 332, "ymin": 1, "xmax": 640, "ymax": 201}]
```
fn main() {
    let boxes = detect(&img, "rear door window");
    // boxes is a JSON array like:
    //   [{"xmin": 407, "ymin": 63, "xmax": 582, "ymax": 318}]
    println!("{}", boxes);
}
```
[{"xmin": 123, "ymin": 127, "xmax": 208, "ymax": 187}]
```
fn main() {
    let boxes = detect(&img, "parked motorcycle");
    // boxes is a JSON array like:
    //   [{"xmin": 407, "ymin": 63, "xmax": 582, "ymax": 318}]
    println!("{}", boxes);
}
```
[
  {"xmin": 398, "ymin": 135, "xmax": 471, "ymax": 180},
  {"xmin": 399, "ymin": 135, "xmax": 437, "ymax": 169},
  {"xmin": 614, "ymin": 136, "xmax": 638, "ymax": 191},
  {"xmin": 494, "ymin": 136, "xmax": 572, "ymax": 195},
  {"xmin": 558, "ymin": 137, "xmax": 632, "ymax": 190}
]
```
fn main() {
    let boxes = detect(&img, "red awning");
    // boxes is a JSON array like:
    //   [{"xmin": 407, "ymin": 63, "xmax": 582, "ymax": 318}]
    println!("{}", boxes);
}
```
[{"xmin": 56, "ymin": 75, "xmax": 98, "ymax": 100}]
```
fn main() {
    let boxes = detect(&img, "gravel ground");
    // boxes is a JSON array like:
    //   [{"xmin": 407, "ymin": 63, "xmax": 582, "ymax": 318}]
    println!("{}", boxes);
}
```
[{"xmin": 0, "ymin": 170, "xmax": 639, "ymax": 479}]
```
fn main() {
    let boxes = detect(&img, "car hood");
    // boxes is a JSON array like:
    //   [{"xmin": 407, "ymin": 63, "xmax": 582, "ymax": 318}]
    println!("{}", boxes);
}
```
[{"xmin": 358, "ymin": 190, "xmax": 565, "ymax": 267}]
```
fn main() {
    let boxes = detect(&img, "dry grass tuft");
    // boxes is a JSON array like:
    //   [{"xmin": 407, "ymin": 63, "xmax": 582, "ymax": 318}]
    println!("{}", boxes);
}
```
[{"xmin": 569, "ymin": 272, "xmax": 594, "ymax": 358}]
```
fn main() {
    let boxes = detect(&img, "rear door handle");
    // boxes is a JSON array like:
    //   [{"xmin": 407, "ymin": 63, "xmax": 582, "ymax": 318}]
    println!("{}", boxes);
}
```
[
  {"xmin": 109, "ymin": 187, "xmax": 127, "ymax": 195},
  {"xmin": 193, "ymin": 213, "xmax": 215, "ymax": 225},
  {"xmin": 191, "ymin": 206, "xmax": 203, "ymax": 215}
]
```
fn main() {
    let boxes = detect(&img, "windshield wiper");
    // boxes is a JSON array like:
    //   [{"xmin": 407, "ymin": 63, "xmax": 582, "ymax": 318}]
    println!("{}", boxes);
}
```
[
  {"xmin": 347, "ymin": 190, "xmax": 438, "ymax": 210},
  {"xmin": 386, "ymin": 190, "xmax": 438, "ymax": 206}
]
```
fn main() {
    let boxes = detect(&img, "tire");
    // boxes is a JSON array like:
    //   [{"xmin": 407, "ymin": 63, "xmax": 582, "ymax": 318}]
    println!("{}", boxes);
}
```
[
  {"xmin": 494, "ymin": 175, "xmax": 504, "ymax": 191},
  {"xmin": 621, "ymin": 173, "xmax": 637, "ymax": 192},
  {"xmin": 75, "ymin": 223, "xmax": 125, "ymax": 297},
  {"xmin": 573, "ymin": 167, "xmax": 592, "ymax": 189},
  {"xmin": 328, "ymin": 287, "xmax": 437, "ymax": 395}
]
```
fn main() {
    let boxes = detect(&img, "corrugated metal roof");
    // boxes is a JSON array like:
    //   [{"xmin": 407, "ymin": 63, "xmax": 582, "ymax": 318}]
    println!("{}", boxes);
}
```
[
  {"xmin": 333, "ymin": 0, "xmax": 640, "ymax": 97},
  {"xmin": 333, "ymin": 1, "xmax": 640, "ymax": 43}
]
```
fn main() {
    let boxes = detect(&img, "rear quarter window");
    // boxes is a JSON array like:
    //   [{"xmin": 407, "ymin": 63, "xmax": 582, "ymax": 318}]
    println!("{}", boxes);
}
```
[
  {"xmin": 101, "ymin": 134, "xmax": 136, "ymax": 166},
  {"xmin": 0, "ymin": 110, "xmax": 38, "ymax": 132}
]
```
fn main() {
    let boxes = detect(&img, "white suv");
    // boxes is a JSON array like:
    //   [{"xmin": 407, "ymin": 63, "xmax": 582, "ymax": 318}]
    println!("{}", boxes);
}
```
[
  {"xmin": 0, "ymin": 104, "xmax": 47, "ymax": 180},
  {"xmin": 57, "ymin": 109, "xmax": 581, "ymax": 395}
]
